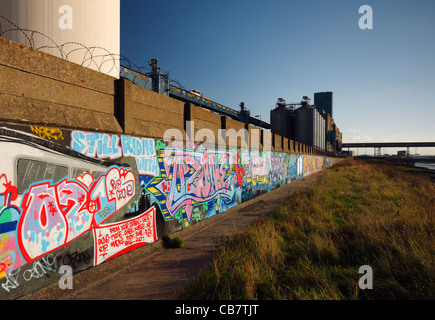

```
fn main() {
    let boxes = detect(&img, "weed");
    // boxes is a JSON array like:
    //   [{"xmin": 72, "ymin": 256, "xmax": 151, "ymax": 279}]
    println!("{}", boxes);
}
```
[
  {"xmin": 178, "ymin": 160, "xmax": 435, "ymax": 300},
  {"xmin": 162, "ymin": 233, "xmax": 184, "ymax": 248}
]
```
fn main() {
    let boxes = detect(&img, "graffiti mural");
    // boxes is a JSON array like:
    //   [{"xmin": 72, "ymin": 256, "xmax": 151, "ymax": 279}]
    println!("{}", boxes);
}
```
[
  {"xmin": 239, "ymin": 150, "xmax": 270, "ymax": 200},
  {"xmin": 302, "ymin": 155, "xmax": 324, "ymax": 176},
  {"xmin": 0, "ymin": 126, "xmax": 160, "ymax": 297},
  {"xmin": 0, "ymin": 123, "xmax": 338, "ymax": 299},
  {"xmin": 145, "ymin": 148, "xmax": 329, "ymax": 228},
  {"xmin": 0, "ymin": 174, "xmax": 25, "ymax": 279},
  {"xmin": 17, "ymin": 166, "xmax": 136, "ymax": 262},
  {"xmin": 146, "ymin": 148, "xmax": 240, "ymax": 227}
]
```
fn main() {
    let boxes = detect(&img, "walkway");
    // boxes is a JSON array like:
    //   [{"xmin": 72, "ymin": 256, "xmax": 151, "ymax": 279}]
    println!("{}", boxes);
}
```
[{"xmin": 20, "ymin": 169, "xmax": 328, "ymax": 300}]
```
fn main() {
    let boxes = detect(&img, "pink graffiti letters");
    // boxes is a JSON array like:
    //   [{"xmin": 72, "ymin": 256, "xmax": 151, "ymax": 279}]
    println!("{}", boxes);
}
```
[
  {"xmin": 147, "ymin": 149, "xmax": 238, "ymax": 224},
  {"xmin": 16, "ymin": 166, "xmax": 136, "ymax": 262},
  {"xmin": 106, "ymin": 167, "xmax": 135, "ymax": 204},
  {"xmin": 91, "ymin": 167, "xmax": 136, "ymax": 225}
]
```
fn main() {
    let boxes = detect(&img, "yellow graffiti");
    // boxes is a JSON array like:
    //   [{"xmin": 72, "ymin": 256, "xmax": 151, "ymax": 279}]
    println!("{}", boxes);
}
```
[
  {"xmin": 302, "ymin": 156, "xmax": 324, "ymax": 175},
  {"xmin": 0, "ymin": 234, "xmax": 13, "ymax": 279},
  {"xmin": 30, "ymin": 125, "xmax": 64, "ymax": 141}
]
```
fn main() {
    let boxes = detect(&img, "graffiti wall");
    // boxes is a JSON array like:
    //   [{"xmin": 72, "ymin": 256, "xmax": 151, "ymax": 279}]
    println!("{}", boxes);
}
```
[{"xmin": 0, "ymin": 123, "xmax": 338, "ymax": 299}]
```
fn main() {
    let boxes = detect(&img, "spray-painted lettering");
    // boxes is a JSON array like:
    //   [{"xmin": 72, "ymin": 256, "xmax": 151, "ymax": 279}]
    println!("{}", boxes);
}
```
[
  {"xmin": 93, "ymin": 206, "xmax": 157, "ymax": 266},
  {"xmin": 16, "ymin": 166, "xmax": 136, "ymax": 262},
  {"xmin": 71, "ymin": 132, "xmax": 159, "ymax": 176}
]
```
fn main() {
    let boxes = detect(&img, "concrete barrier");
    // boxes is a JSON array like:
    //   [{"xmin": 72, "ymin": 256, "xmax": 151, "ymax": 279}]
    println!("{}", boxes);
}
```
[
  {"xmin": 0, "ymin": 37, "xmax": 121, "ymax": 134},
  {"xmin": 121, "ymin": 78, "xmax": 186, "ymax": 140}
]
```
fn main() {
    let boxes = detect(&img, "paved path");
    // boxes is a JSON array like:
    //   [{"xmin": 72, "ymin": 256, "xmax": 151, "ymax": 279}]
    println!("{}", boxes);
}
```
[{"xmin": 20, "ymin": 170, "xmax": 327, "ymax": 300}]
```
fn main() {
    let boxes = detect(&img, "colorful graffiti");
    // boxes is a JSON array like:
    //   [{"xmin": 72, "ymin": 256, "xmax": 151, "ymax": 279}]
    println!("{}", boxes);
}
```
[
  {"xmin": 302, "ymin": 155, "xmax": 324, "ymax": 176},
  {"xmin": 0, "ymin": 174, "xmax": 24, "ymax": 279},
  {"xmin": 146, "ymin": 148, "xmax": 240, "ymax": 227},
  {"xmin": 0, "ymin": 124, "xmax": 338, "ymax": 298},
  {"xmin": 17, "ymin": 166, "xmax": 136, "ymax": 262},
  {"xmin": 71, "ymin": 132, "xmax": 159, "ymax": 176},
  {"xmin": 0, "ymin": 174, "xmax": 20, "ymax": 234},
  {"xmin": 145, "ymin": 149, "xmax": 325, "ymax": 228},
  {"xmin": 0, "ymin": 165, "xmax": 138, "ymax": 279}
]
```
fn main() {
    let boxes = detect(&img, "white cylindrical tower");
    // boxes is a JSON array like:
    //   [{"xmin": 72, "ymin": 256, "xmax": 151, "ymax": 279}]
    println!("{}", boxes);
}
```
[{"xmin": 0, "ymin": 0, "xmax": 120, "ymax": 78}]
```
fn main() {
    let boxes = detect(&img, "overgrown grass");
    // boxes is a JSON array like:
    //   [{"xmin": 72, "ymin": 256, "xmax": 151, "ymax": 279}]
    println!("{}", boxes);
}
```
[
  {"xmin": 162, "ymin": 233, "xmax": 184, "ymax": 248},
  {"xmin": 177, "ymin": 159, "xmax": 434, "ymax": 300}
]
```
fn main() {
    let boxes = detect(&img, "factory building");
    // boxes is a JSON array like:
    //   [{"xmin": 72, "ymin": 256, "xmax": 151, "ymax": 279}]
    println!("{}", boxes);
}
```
[
  {"xmin": 270, "ymin": 92, "xmax": 342, "ymax": 155},
  {"xmin": 324, "ymin": 113, "xmax": 342, "ymax": 154},
  {"xmin": 295, "ymin": 103, "xmax": 325, "ymax": 152},
  {"xmin": 314, "ymin": 91, "xmax": 333, "ymax": 118},
  {"xmin": 270, "ymin": 98, "xmax": 296, "ymax": 140}
]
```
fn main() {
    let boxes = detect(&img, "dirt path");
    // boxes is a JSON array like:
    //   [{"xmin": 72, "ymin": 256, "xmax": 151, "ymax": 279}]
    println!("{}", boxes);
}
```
[{"xmin": 20, "ymin": 169, "xmax": 327, "ymax": 300}]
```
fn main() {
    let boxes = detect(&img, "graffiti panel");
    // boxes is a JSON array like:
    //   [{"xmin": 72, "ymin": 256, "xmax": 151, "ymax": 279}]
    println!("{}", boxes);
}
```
[
  {"xmin": 16, "ymin": 166, "xmax": 136, "ymax": 262},
  {"xmin": 93, "ymin": 206, "xmax": 157, "ymax": 266},
  {"xmin": 71, "ymin": 131, "xmax": 159, "ymax": 176},
  {"xmin": 146, "ymin": 148, "xmax": 240, "ymax": 227}
]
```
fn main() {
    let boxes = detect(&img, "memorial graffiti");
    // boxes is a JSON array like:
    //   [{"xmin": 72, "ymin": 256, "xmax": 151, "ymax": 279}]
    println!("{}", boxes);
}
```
[{"xmin": 93, "ymin": 206, "xmax": 157, "ymax": 266}]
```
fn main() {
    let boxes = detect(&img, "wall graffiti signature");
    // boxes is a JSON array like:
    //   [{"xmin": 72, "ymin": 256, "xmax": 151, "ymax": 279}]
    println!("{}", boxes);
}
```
[{"xmin": 17, "ymin": 166, "xmax": 136, "ymax": 262}]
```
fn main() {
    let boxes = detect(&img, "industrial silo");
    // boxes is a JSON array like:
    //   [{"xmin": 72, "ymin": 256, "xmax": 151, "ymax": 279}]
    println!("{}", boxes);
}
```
[
  {"xmin": 320, "ymin": 114, "xmax": 325, "ymax": 151},
  {"xmin": 315, "ymin": 110, "xmax": 320, "ymax": 150},
  {"xmin": 295, "ymin": 102, "xmax": 326, "ymax": 151},
  {"xmin": 270, "ymin": 98, "xmax": 296, "ymax": 140},
  {"xmin": 0, "ymin": 0, "xmax": 120, "ymax": 78},
  {"xmin": 295, "ymin": 103, "xmax": 313, "ymax": 147}
]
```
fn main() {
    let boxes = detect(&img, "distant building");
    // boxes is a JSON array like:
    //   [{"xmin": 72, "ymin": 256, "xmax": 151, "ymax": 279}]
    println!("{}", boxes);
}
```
[
  {"xmin": 270, "ymin": 98, "xmax": 296, "ymax": 140},
  {"xmin": 323, "ymin": 113, "xmax": 342, "ymax": 154},
  {"xmin": 314, "ymin": 92, "xmax": 333, "ymax": 118},
  {"xmin": 270, "ymin": 94, "xmax": 342, "ymax": 154},
  {"xmin": 295, "ymin": 103, "xmax": 325, "ymax": 151}
]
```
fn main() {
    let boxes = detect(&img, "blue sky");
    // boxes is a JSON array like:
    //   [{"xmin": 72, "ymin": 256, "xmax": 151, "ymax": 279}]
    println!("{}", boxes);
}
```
[{"xmin": 121, "ymin": 0, "xmax": 435, "ymax": 154}]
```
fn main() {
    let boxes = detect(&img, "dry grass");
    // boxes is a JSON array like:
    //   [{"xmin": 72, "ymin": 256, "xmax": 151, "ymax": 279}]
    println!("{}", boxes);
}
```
[{"xmin": 178, "ymin": 159, "xmax": 434, "ymax": 300}]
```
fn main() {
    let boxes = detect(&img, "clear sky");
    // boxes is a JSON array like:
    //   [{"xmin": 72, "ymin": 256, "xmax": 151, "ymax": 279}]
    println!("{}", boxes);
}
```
[{"xmin": 120, "ymin": 0, "xmax": 435, "ymax": 155}]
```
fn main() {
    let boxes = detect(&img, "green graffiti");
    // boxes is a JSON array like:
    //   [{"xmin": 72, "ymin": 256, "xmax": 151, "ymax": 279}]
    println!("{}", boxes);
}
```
[{"xmin": 155, "ymin": 140, "xmax": 166, "ymax": 152}]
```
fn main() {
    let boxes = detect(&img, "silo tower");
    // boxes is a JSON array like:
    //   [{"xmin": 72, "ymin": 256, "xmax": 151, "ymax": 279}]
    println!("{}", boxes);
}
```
[{"xmin": 0, "ymin": 0, "xmax": 120, "ymax": 78}]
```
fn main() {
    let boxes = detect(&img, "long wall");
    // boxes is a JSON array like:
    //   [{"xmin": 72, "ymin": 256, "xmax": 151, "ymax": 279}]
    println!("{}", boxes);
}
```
[{"xmin": 0, "ymin": 36, "xmax": 339, "ymax": 299}]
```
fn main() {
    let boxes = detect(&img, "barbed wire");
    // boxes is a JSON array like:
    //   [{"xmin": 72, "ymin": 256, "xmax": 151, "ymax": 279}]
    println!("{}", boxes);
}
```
[{"xmin": 0, "ymin": 14, "xmax": 185, "ymax": 90}]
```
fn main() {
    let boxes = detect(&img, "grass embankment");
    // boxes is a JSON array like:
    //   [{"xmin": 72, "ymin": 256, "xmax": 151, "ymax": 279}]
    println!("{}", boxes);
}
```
[{"xmin": 178, "ymin": 159, "xmax": 434, "ymax": 300}]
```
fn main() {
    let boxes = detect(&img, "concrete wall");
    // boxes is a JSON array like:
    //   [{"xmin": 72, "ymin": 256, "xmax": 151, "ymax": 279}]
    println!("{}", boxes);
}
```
[
  {"xmin": 0, "ymin": 37, "xmax": 121, "ymax": 134},
  {"xmin": 190, "ymin": 104, "xmax": 223, "ymax": 149},
  {"xmin": 0, "ymin": 37, "xmax": 340, "ymax": 299},
  {"xmin": 121, "ymin": 79, "xmax": 186, "ymax": 140}
]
